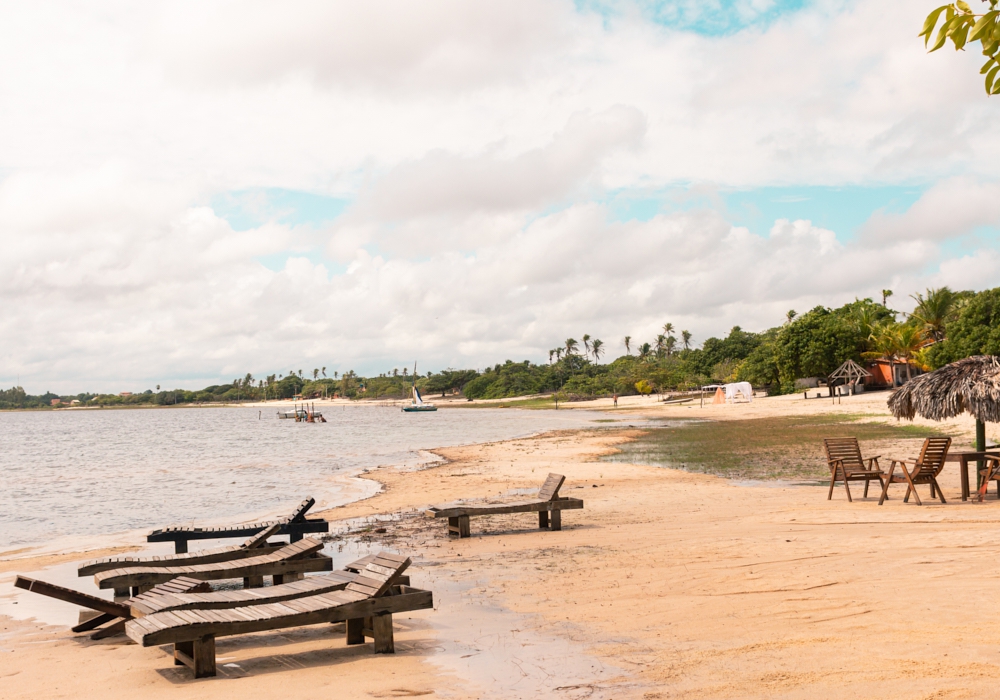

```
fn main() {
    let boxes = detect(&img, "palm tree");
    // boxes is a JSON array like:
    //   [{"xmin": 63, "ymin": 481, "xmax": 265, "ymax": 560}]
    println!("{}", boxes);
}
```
[
  {"xmin": 313, "ymin": 369, "xmax": 319, "ymax": 380},
  {"xmin": 882, "ymin": 289, "xmax": 893, "ymax": 307},
  {"xmin": 321, "ymin": 367, "xmax": 326, "ymax": 378},
  {"xmin": 591, "ymin": 338, "xmax": 604, "ymax": 363},
  {"xmin": 565, "ymin": 338, "xmax": 578, "ymax": 355},
  {"xmin": 681, "ymin": 330, "xmax": 692, "ymax": 350},
  {"xmin": 654, "ymin": 334, "xmax": 666, "ymax": 357},
  {"xmin": 334, "ymin": 371, "xmax": 339, "ymax": 379},
  {"xmin": 786, "ymin": 310, "xmax": 797, "ymax": 324},
  {"xmin": 548, "ymin": 349, "xmax": 555, "ymax": 364},
  {"xmin": 582, "ymin": 334, "xmax": 591, "ymax": 358},
  {"xmin": 891, "ymin": 324, "xmax": 925, "ymax": 383},
  {"xmin": 638, "ymin": 342, "xmax": 652, "ymax": 361},
  {"xmin": 665, "ymin": 336, "xmax": 677, "ymax": 356},
  {"xmin": 910, "ymin": 287, "xmax": 955, "ymax": 342},
  {"xmin": 555, "ymin": 348, "xmax": 563, "ymax": 361},
  {"xmin": 623, "ymin": 336, "xmax": 632, "ymax": 355},
  {"xmin": 663, "ymin": 323, "xmax": 674, "ymax": 337}
]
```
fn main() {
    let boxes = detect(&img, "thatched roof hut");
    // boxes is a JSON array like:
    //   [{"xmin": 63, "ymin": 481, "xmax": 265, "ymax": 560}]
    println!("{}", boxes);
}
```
[{"xmin": 888, "ymin": 355, "xmax": 1000, "ymax": 423}]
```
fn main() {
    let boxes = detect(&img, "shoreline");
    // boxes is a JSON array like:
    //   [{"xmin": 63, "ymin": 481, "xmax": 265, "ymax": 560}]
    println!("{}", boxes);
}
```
[{"xmin": 5, "ymin": 393, "xmax": 1000, "ymax": 697}]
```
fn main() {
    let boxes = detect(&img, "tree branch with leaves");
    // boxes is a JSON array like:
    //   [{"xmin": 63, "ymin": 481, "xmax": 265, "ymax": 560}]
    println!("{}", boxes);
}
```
[{"xmin": 921, "ymin": 0, "xmax": 1000, "ymax": 94}]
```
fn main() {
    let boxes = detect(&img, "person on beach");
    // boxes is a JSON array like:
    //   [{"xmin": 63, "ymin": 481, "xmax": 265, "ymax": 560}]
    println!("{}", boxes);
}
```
[{"xmin": 613, "ymin": 393, "xmax": 618, "ymax": 407}]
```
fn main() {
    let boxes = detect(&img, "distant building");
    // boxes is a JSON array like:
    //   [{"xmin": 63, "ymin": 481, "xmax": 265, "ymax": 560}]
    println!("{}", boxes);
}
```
[
  {"xmin": 865, "ymin": 359, "xmax": 923, "ymax": 388},
  {"xmin": 50, "ymin": 398, "xmax": 62, "ymax": 406},
  {"xmin": 119, "ymin": 391, "xmax": 132, "ymax": 397}
]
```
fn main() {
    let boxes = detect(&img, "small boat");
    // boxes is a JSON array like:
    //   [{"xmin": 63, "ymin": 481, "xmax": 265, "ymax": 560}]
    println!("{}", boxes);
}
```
[
  {"xmin": 402, "ymin": 384, "xmax": 437, "ymax": 413},
  {"xmin": 277, "ymin": 403, "xmax": 326, "ymax": 422}
]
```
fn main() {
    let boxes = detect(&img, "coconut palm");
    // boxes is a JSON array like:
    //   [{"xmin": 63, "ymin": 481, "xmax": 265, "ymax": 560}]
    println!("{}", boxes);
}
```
[
  {"xmin": 313, "ymin": 369, "xmax": 319, "ymax": 380},
  {"xmin": 665, "ymin": 336, "xmax": 677, "ymax": 356},
  {"xmin": 891, "ymin": 323, "xmax": 925, "ymax": 383},
  {"xmin": 565, "ymin": 338, "xmax": 578, "ymax": 355},
  {"xmin": 582, "ymin": 334, "xmax": 591, "ymax": 358},
  {"xmin": 322, "ymin": 367, "xmax": 326, "ymax": 378},
  {"xmin": 786, "ymin": 310, "xmax": 797, "ymax": 323},
  {"xmin": 638, "ymin": 342, "xmax": 652, "ymax": 361},
  {"xmin": 663, "ymin": 323, "xmax": 674, "ymax": 337},
  {"xmin": 555, "ymin": 348, "xmax": 563, "ymax": 361},
  {"xmin": 654, "ymin": 334, "xmax": 666, "ymax": 357},
  {"xmin": 548, "ymin": 349, "xmax": 555, "ymax": 364},
  {"xmin": 910, "ymin": 286, "xmax": 955, "ymax": 342},
  {"xmin": 591, "ymin": 338, "xmax": 604, "ymax": 363},
  {"xmin": 623, "ymin": 335, "xmax": 632, "ymax": 355},
  {"xmin": 882, "ymin": 289, "xmax": 893, "ymax": 307},
  {"xmin": 681, "ymin": 330, "xmax": 692, "ymax": 350}
]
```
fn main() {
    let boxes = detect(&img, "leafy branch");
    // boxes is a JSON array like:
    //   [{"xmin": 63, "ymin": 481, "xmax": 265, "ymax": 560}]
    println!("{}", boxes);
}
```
[{"xmin": 921, "ymin": 1, "xmax": 1000, "ymax": 93}]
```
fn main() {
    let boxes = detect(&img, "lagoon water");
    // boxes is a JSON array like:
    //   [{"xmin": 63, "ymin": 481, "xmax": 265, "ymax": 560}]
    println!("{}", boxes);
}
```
[{"xmin": 0, "ymin": 405, "xmax": 611, "ymax": 549}]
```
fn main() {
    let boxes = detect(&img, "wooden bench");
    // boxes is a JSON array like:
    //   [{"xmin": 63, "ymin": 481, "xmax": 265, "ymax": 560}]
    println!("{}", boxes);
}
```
[
  {"xmin": 146, "ymin": 498, "xmax": 329, "ymax": 553},
  {"xmin": 125, "ymin": 552, "xmax": 432, "ymax": 678},
  {"xmin": 425, "ymin": 473, "xmax": 584, "ymax": 538},
  {"xmin": 95, "ymin": 538, "xmax": 332, "ymax": 594},
  {"xmin": 14, "ymin": 575, "xmax": 208, "ymax": 640},
  {"xmin": 79, "ymin": 524, "xmax": 284, "ymax": 577}
]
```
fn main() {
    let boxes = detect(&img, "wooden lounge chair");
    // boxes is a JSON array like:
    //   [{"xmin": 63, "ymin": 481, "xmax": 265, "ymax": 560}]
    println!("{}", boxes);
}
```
[
  {"xmin": 823, "ymin": 437, "xmax": 885, "ymax": 501},
  {"xmin": 95, "ymin": 538, "xmax": 332, "ymax": 593},
  {"xmin": 878, "ymin": 437, "xmax": 952, "ymax": 505},
  {"xmin": 126, "ymin": 552, "xmax": 432, "ymax": 678},
  {"xmin": 146, "ymin": 497, "xmax": 329, "ymax": 553},
  {"xmin": 78, "ymin": 524, "xmax": 284, "ymax": 577},
  {"xmin": 14, "ymin": 575, "xmax": 208, "ymax": 640},
  {"xmin": 425, "ymin": 473, "xmax": 584, "ymax": 538},
  {"xmin": 975, "ymin": 456, "xmax": 1000, "ymax": 501},
  {"xmin": 127, "ymin": 555, "xmax": 402, "ymax": 617}
]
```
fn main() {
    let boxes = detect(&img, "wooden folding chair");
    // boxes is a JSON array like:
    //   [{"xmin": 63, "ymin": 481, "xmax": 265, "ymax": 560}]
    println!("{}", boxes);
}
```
[
  {"xmin": 878, "ymin": 437, "xmax": 952, "ymax": 505},
  {"xmin": 823, "ymin": 437, "xmax": 885, "ymax": 501}
]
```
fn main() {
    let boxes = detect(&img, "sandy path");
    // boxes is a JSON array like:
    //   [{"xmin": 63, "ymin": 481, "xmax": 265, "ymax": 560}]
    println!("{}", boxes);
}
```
[{"xmin": 5, "ymin": 392, "xmax": 1000, "ymax": 698}]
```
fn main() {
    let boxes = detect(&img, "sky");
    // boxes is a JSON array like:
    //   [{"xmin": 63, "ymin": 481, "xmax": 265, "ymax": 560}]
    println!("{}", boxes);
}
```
[{"xmin": 2, "ymin": 0, "xmax": 1000, "ymax": 393}]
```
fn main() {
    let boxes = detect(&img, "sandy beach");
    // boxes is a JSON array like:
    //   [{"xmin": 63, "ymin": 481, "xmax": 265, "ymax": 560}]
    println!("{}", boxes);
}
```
[{"xmin": 4, "ymin": 391, "xmax": 1000, "ymax": 699}]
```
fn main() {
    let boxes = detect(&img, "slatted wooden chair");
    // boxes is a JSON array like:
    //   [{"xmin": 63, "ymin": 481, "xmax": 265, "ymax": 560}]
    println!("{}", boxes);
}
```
[
  {"xmin": 823, "ymin": 437, "xmax": 885, "ymax": 501},
  {"xmin": 14, "ymin": 575, "xmax": 208, "ymax": 640},
  {"xmin": 94, "ymin": 538, "xmax": 331, "ymax": 594},
  {"xmin": 975, "ymin": 456, "xmax": 1000, "ymax": 501},
  {"xmin": 78, "ymin": 523, "xmax": 283, "ymax": 577},
  {"xmin": 146, "ymin": 497, "xmax": 329, "ymax": 553},
  {"xmin": 878, "ymin": 437, "xmax": 952, "ymax": 505},
  {"xmin": 126, "ymin": 552, "xmax": 432, "ymax": 678},
  {"xmin": 425, "ymin": 473, "xmax": 584, "ymax": 538}
]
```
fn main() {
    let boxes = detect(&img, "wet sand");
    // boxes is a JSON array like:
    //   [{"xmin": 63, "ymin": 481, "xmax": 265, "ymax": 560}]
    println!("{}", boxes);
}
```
[{"xmin": 4, "ymin": 391, "xmax": 1000, "ymax": 698}]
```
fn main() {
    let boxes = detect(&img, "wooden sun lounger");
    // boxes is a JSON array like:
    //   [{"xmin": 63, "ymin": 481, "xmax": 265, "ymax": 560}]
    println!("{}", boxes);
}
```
[
  {"xmin": 78, "ymin": 524, "xmax": 284, "ymax": 577},
  {"xmin": 146, "ymin": 498, "xmax": 329, "ymax": 553},
  {"xmin": 425, "ymin": 473, "xmax": 584, "ymax": 538},
  {"xmin": 95, "ymin": 538, "xmax": 332, "ymax": 593},
  {"xmin": 14, "ymin": 575, "xmax": 208, "ymax": 640},
  {"xmin": 127, "ymin": 555, "xmax": 408, "ymax": 617},
  {"xmin": 126, "ymin": 552, "xmax": 432, "ymax": 678}
]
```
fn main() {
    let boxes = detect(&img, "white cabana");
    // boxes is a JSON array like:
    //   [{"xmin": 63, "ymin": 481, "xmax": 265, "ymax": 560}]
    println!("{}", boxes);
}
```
[{"xmin": 723, "ymin": 381, "xmax": 754, "ymax": 402}]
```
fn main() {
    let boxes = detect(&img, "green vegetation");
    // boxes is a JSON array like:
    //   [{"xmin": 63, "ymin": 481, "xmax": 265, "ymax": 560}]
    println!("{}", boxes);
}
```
[
  {"xmin": 604, "ymin": 414, "xmax": 945, "ymax": 480},
  {"xmin": 5, "ymin": 285, "xmax": 1000, "ymax": 411},
  {"xmin": 921, "ymin": 1, "xmax": 1000, "ymax": 95}
]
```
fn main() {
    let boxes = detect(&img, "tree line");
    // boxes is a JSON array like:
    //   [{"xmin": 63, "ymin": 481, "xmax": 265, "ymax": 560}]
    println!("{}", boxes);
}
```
[{"xmin": 4, "ymin": 285, "xmax": 999, "ymax": 409}]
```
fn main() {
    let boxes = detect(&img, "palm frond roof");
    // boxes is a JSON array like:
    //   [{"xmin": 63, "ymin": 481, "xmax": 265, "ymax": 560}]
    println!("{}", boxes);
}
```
[{"xmin": 888, "ymin": 355, "xmax": 1000, "ymax": 423}]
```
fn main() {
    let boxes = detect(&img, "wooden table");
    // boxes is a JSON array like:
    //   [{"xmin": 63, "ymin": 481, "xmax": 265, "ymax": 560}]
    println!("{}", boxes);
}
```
[{"xmin": 946, "ymin": 451, "xmax": 1000, "ymax": 501}]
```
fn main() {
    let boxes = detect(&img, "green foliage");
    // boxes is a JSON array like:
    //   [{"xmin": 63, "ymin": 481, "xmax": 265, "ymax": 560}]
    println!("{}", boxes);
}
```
[
  {"xmin": 921, "ymin": 1, "xmax": 1000, "ymax": 94},
  {"xmin": 927, "ymin": 287, "xmax": 1000, "ymax": 366}
]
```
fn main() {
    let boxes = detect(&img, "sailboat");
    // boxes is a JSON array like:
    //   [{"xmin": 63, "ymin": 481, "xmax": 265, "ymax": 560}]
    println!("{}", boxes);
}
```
[{"xmin": 402, "ymin": 362, "xmax": 437, "ymax": 413}]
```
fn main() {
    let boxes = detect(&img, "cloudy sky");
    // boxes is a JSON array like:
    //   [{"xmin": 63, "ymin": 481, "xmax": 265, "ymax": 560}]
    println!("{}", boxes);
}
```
[{"xmin": 2, "ymin": 0, "xmax": 999, "ymax": 393}]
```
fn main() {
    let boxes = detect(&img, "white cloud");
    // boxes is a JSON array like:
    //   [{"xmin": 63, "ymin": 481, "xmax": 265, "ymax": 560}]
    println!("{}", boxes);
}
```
[{"xmin": 1, "ymin": 0, "xmax": 999, "ymax": 392}]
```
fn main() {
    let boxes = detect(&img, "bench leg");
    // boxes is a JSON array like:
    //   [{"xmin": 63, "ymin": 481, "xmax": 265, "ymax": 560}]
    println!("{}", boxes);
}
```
[
  {"xmin": 174, "ymin": 540, "xmax": 188, "ymax": 554},
  {"xmin": 372, "ymin": 613, "xmax": 394, "ymax": 654},
  {"xmin": 244, "ymin": 576, "xmax": 264, "ymax": 588},
  {"xmin": 346, "ymin": 618, "xmax": 365, "ymax": 645},
  {"xmin": 539, "ymin": 511, "xmax": 549, "ymax": 529},
  {"xmin": 289, "ymin": 532, "xmax": 302, "ymax": 543},
  {"xmin": 113, "ymin": 587, "xmax": 130, "ymax": 601},
  {"xmin": 550, "ymin": 509, "xmax": 561, "ymax": 531},
  {"xmin": 175, "ymin": 641, "xmax": 193, "ymax": 666},
  {"xmin": 448, "ymin": 516, "xmax": 471, "ymax": 537}
]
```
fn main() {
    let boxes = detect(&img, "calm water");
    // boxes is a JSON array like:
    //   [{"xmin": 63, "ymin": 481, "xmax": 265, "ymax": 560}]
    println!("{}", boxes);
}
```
[{"xmin": 0, "ymin": 405, "xmax": 612, "ymax": 548}]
